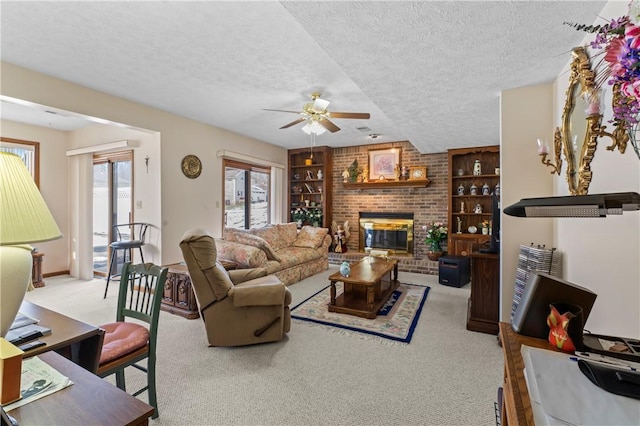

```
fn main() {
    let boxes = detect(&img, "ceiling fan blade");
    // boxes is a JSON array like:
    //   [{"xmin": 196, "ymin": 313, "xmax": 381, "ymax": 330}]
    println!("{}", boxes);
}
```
[
  {"xmin": 280, "ymin": 118, "xmax": 306, "ymax": 129},
  {"xmin": 263, "ymin": 108, "xmax": 303, "ymax": 114},
  {"xmin": 319, "ymin": 118, "xmax": 340, "ymax": 133},
  {"xmin": 312, "ymin": 97, "xmax": 330, "ymax": 113},
  {"xmin": 329, "ymin": 112, "xmax": 370, "ymax": 119}
]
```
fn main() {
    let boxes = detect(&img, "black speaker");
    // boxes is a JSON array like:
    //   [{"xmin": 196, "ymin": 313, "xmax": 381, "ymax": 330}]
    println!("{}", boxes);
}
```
[
  {"xmin": 438, "ymin": 255, "xmax": 470, "ymax": 287},
  {"xmin": 511, "ymin": 272, "xmax": 597, "ymax": 339}
]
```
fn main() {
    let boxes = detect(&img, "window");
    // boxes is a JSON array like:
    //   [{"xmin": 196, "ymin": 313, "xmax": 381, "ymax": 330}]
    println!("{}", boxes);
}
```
[
  {"xmin": 223, "ymin": 159, "xmax": 270, "ymax": 229},
  {"xmin": 0, "ymin": 137, "xmax": 40, "ymax": 186}
]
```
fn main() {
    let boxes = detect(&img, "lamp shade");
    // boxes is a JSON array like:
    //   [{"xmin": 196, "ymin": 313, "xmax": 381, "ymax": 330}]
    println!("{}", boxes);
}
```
[
  {"xmin": 0, "ymin": 152, "xmax": 62, "ymax": 245},
  {"xmin": 302, "ymin": 120, "xmax": 327, "ymax": 135}
]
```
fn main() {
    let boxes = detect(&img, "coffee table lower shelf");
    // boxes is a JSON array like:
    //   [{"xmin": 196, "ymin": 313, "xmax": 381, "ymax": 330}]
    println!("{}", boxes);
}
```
[{"xmin": 328, "ymin": 280, "xmax": 399, "ymax": 319}]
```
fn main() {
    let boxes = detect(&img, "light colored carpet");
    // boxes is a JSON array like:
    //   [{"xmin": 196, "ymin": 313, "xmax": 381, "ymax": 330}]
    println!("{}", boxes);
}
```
[{"xmin": 25, "ymin": 266, "xmax": 503, "ymax": 426}]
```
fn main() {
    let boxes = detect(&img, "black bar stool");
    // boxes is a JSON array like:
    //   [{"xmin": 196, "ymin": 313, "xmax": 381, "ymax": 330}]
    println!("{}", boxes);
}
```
[{"xmin": 104, "ymin": 223, "xmax": 150, "ymax": 298}]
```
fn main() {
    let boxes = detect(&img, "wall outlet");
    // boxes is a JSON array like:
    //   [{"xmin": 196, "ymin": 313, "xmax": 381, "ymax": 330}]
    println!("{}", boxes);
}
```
[{"xmin": 136, "ymin": 201, "xmax": 142, "ymax": 209}]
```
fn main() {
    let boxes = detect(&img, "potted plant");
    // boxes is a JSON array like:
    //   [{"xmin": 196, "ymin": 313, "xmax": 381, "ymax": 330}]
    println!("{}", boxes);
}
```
[
  {"xmin": 425, "ymin": 221, "xmax": 448, "ymax": 261},
  {"xmin": 307, "ymin": 209, "xmax": 322, "ymax": 227},
  {"xmin": 291, "ymin": 208, "xmax": 307, "ymax": 228}
]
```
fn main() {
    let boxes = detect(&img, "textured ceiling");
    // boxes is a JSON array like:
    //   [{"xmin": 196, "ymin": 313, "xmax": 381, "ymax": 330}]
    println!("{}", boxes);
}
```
[{"xmin": 0, "ymin": 1, "xmax": 607, "ymax": 153}]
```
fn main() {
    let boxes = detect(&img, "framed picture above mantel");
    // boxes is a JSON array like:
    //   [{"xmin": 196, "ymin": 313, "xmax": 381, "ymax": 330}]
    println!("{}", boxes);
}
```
[{"xmin": 368, "ymin": 147, "xmax": 400, "ymax": 181}]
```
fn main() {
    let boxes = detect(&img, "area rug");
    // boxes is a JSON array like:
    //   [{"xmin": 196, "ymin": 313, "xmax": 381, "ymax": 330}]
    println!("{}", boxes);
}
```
[{"xmin": 291, "ymin": 283, "xmax": 430, "ymax": 345}]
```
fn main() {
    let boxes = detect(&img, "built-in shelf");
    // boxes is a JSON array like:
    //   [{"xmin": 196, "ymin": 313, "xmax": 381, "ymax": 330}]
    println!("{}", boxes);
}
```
[{"xmin": 342, "ymin": 179, "xmax": 430, "ymax": 189}]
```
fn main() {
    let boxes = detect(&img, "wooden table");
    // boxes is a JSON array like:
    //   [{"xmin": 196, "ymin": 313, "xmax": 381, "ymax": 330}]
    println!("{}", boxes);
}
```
[
  {"xmin": 499, "ymin": 322, "xmax": 561, "ymax": 426},
  {"xmin": 161, "ymin": 260, "xmax": 237, "ymax": 319},
  {"xmin": 19, "ymin": 301, "xmax": 104, "ymax": 373},
  {"xmin": 328, "ymin": 257, "xmax": 399, "ymax": 319},
  {"xmin": 8, "ymin": 351, "xmax": 153, "ymax": 425}
]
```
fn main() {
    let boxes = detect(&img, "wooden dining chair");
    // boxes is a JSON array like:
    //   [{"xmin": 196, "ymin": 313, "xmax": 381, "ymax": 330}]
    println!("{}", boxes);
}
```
[{"xmin": 97, "ymin": 262, "xmax": 167, "ymax": 419}]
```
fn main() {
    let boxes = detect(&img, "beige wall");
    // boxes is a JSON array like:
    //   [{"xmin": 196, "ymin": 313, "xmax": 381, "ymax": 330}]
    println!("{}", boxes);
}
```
[
  {"xmin": 0, "ymin": 120, "xmax": 70, "ymax": 274},
  {"xmin": 499, "ymin": 0, "xmax": 640, "ymax": 338},
  {"xmin": 553, "ymin": 0, "xmax": 639, "ymax": 337},
  {"xmin": 1, "ymin": 62, "xmax": 288, "ymax": 270},
  {"xmin": 500, "ymin": 83, "xmax": 555, "ymax": 322}
]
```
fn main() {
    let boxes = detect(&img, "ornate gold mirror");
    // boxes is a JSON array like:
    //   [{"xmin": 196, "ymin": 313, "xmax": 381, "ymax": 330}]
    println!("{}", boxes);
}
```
[{"xmin": 557, "ymin": 46, "xmax": 599, "ymax": 195}]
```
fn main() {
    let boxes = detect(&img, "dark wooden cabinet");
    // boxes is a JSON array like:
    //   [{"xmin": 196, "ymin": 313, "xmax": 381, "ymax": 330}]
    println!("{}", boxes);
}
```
[
  {"xmin": 288, "ymin": 146, "xmax": 332, "ymax": 228},
  {"xmin": 447, "ymin": 146, "xmax": 500, "ymax": 256},
  {"xmin": 161, "ymin": 261, "xmax": 237, "ymax": 319},
  {"xmin": 467, "ymin": 252, "xmax": 499, "ymax": 335},
  {"xmin": 161, "ymin": 264, "xmax": 200, "ymax": 319},
  {"xmin": 32, "ymin": 252, "xmax": 45, "ymax": 288}
]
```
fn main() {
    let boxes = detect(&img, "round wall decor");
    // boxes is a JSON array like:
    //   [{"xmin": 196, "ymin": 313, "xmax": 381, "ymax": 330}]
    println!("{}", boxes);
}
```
[{"xmin": 181, "ymin": 155, "xmax": 202, "ymax": 179}]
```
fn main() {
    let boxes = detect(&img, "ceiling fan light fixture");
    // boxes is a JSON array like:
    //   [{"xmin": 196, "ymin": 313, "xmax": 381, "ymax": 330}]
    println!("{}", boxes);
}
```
[{"xmin": 302, "ymin": 120, "xmax": 327, "ymax": 135}]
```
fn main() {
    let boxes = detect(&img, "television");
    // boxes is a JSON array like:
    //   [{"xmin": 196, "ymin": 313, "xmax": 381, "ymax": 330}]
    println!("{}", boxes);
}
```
[
  {"xmin": 480, "ymin": 192, "xmax": 500, "ymax": 254},
  {"xmin": 511, "ymin": 272, "xmax": 597, "ymax": 339}
]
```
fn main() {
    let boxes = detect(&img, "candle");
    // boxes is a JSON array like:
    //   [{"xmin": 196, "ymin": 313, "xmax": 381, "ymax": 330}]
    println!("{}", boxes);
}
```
[
  {"xmin": 586, "ymin": 102, "xmax": 599, "ymax": 115},
  {"xmin": 584, "ymin": 89, "xmax": 601, "ymax": 116},
  {"xmin": 537, "ymin": 138, "xmax": 549, "ymax": 155}
]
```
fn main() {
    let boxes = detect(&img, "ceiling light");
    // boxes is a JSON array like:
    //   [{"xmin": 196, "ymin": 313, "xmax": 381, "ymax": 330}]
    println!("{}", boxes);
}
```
[{"xmin": 302, "ymin": 120, "xmax": 327, "ymax": 135}]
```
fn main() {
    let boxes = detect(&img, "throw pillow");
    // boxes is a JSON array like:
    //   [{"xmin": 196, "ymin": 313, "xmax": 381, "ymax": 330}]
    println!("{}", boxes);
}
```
[
  {"xmin": 223, "ymin": 227, "xmax": 249, "ymax": 242},
  {"xmin": 293, "ymin": 226, "xmax": 328, "ymax": 249},
  {"xmin": 251, "ymin": 225, "xmax": 288, "ymax": 252},
  {"xmin": 277, "ymin": 223, "xmax": 299, "ymax": 247},
  {"xmin": 231, "ymin": 232, "xmax": 282, "ymax": 262}
]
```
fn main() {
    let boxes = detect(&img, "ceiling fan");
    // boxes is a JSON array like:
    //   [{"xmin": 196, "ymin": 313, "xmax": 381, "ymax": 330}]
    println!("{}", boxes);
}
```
[{"xmin": 264, "ymin": 92, "xmax": 370, "ymax": 134}]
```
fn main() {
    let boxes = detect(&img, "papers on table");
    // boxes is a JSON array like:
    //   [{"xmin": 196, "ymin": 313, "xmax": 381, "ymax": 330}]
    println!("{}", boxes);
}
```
[
  {"xmin": 521, "ymin": 345, "xmax": 640, "ymax": 425},
  {"xmin": 3, "ymin": 356, "xmax": 73, "ymax": 411}
]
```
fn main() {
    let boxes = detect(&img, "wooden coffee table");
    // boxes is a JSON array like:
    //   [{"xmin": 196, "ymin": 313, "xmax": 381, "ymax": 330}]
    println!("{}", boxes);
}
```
[{"xmin": 328, "ymin": 257, "xmax": 399, "ymax": 319}]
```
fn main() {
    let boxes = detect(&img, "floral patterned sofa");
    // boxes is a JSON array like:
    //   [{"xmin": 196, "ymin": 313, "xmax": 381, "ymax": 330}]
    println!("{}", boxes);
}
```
[{"xmin": 215, "ymin": 223, "xmax": 331, "ymax": 286}]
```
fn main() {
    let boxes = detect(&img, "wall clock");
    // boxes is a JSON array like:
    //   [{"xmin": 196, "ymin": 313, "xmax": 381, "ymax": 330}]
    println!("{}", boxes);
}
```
[
  {"xmin": 409, "ymin": 166, "xmax": 427, "ymax": 180},
  {"xmin": 181, "ymin": 155, "xmax": 202, "ymax": 179}
]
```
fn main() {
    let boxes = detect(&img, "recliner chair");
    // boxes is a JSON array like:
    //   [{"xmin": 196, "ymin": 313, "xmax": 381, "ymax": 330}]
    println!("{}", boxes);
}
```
[{"xmin": 179, "ymin": 230, "xmax": 291, "ymax": 346}]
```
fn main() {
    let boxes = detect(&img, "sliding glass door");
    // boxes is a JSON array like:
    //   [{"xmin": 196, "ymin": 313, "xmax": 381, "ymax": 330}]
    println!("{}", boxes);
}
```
[
  {"xmin": 223, "ymin": 159, "xmax": 270, "ymax": 229},
  {"xmin": 93, "ymin": 151, "xmax": 133, "ymax": 276}
]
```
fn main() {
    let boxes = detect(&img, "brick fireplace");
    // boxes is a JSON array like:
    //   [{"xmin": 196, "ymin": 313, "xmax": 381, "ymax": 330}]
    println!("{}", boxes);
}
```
[{"xmin": 327, "ymin": 141, "xmax": 449, "ymax": 275}]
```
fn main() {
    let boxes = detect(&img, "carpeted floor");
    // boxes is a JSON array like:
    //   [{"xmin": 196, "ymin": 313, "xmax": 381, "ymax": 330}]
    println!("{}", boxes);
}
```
[
  {"xmin": 24, "ymin": 265, "xmax": 504, "ymax": 425},
  {"xmin": 292, "ymin": 283, "xmax": 429, "ymax": 344}
]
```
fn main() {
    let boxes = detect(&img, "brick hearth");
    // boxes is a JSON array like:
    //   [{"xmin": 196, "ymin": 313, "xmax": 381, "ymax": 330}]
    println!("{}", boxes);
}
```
[{"xmin": 328, "ymin": 141, "xmax": 448, "ymax": 275}]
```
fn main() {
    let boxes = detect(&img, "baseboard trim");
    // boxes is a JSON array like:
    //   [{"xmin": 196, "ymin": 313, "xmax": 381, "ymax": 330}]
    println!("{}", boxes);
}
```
[{"xmin": 43, "ymin": 270, "xmax": 70, "ymax": 278}]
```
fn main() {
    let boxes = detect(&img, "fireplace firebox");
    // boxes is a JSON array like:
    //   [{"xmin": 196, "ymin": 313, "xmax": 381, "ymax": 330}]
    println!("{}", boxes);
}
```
[{"xmin": 359, "ymin": 212, "xmax": 414, "ymax": 255}]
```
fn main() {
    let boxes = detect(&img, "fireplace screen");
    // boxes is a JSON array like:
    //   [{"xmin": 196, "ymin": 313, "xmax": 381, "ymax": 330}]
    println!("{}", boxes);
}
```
[{"xmin": 359, "ymin": 213, "xmax": 414, "ymax": 255}]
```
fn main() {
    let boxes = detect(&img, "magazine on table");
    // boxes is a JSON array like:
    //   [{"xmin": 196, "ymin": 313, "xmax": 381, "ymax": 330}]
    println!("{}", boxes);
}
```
[{"xmin": 3, "ymin": 356, "xmax": 73, "ymax": 411}]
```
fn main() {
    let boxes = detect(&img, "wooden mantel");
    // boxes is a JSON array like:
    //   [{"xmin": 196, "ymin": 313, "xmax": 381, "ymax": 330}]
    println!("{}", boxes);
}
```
[{"xmin": 341, "ymin": 179, "xmax": 430, "ymax": 189}]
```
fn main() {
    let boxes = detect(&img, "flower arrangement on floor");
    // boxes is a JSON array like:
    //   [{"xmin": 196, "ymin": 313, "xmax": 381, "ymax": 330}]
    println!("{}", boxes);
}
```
[
  {"xmin": 565, "ymin": 1, "xmax": 640, "ymax": 158},
  {"xmin": 424, "ymin": 221, "xmax": 448, "ymax": 254}
]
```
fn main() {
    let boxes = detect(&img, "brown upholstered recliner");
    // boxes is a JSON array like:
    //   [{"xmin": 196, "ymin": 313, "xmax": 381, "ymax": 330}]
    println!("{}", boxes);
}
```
[{"xmin": 179, "ymin": 230, "xmax": 291, "ymax": 346}]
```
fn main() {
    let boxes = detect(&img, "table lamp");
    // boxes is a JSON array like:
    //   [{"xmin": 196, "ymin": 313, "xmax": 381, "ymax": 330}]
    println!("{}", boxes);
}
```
[{"xmin": 0, "ymin": 152, "xmax": 62, "ymax": 337}]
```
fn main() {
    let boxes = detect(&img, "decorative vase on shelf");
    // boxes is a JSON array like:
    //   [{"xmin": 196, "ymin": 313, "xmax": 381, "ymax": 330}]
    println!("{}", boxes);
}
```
[
  {"xmin": 340, "ymin": 261, "xmax": 351, "ymax": 277},
  {"xmin": 473, "ymin": 159, "xmax": 482, "ymax": 175},
  {"xmin": 426, "ymin": 241, "xmax": 444, "ymax": 261}
]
